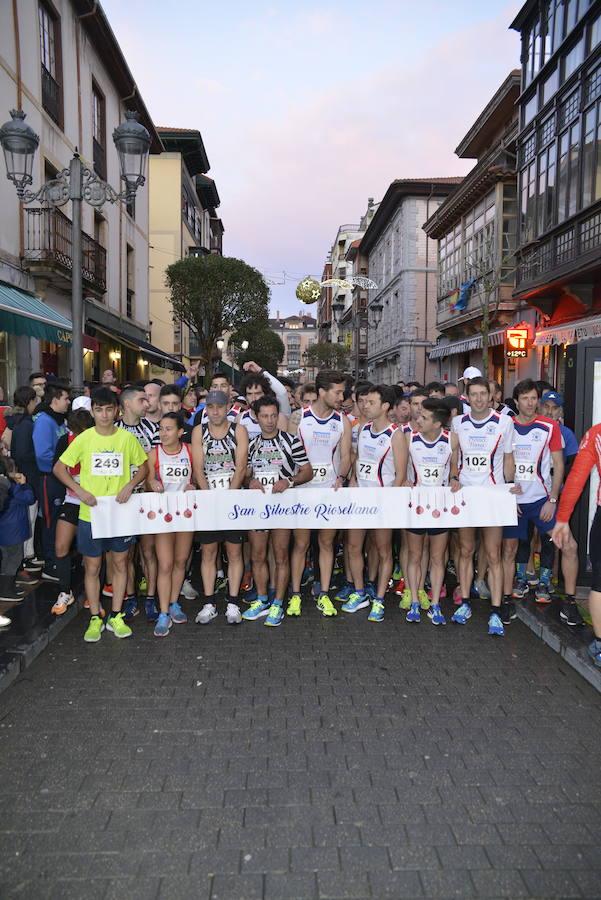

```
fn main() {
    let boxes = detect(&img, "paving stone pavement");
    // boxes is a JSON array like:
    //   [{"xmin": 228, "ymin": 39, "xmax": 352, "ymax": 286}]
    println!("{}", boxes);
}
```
[{"xmin": 0, "ymin": 596, "xmax": 600, "ymax": 899}]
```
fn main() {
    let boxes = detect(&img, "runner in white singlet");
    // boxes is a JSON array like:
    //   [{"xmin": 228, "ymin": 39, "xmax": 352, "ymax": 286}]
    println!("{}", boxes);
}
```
[
  {"xmin": 146, "ymin": 412, "xmax": 195, "ymax": 637},
  {"xmin": 288, "ymin": 371, "xmax": 351, "ymax": 617}
]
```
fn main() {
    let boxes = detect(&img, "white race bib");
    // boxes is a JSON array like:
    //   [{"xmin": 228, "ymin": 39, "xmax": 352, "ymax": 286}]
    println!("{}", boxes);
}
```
[
  {"xmin": 417, "ymin": 464, "xmax": 444, "ymax": 485},
  {"xmin": 161, "ymin": 462, "xmax": 190, "ymax": 484},
  {"xmin": 208, "ymin": 470, "xmax": 233, "ymax": 490},
  {"xmin": 255, "ymin": 467, "xmax": 279, "ymax": 493},
  {"xmin": 357, "ymin": 459, "xmax": 378, "ymax": 482},
  {"xmin": 464, "ymin": 454, "xmax": 490, "ymax": 474},
  {"xmin": 516, "ymin": 461, "xmax": 536, "ymax": 482},
  {"xmin": 91, "ymin": 452, "xmax": 123, "ymax": 476},
  {"xmin": 311, "ymin": 463, "xmax": 334, "ymax": 484}
]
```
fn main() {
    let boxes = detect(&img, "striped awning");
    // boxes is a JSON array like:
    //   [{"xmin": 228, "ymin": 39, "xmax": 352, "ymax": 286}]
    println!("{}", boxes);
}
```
[
  {"xmin": 533, "ymin": 315, "xmax": 601, "ymax": 346},
  {"xmin": 429, "ymin": 328, "xmax": 505, "ymax": 360},
  {"xmin": 0, "ymin": 283, "xmax": 72, "ymax": 345}
]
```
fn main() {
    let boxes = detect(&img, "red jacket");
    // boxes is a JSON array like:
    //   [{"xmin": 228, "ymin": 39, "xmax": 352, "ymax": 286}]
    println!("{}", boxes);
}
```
[{"xmin": 557, "ymin": 424, "xmax": 601, "ymax": 523}]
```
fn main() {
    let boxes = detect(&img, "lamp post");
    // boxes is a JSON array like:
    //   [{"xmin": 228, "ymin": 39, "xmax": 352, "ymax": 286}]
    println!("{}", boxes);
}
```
[
  {"xmin": 0, "ymin": 109, "xmax": 150, "ymax": 393},
  {"xmin": 331, "ymin": 299, "xmax": 383, "ymax": 379},
  {"xmin": 216, "ymin": 336, "xmax": 249, "ymax": 383}
]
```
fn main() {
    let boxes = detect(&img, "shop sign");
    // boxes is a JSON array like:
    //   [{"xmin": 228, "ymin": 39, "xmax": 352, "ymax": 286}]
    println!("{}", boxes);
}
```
[{"xmin": 506, "ymin": 326, "xmax": 531, "ymax": 359}]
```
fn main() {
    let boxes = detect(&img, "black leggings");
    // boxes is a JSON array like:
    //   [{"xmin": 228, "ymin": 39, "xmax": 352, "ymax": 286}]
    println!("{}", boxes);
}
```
[{"xmin": 590, "ymin": 506, "xmax": 601, "ymax": 592}]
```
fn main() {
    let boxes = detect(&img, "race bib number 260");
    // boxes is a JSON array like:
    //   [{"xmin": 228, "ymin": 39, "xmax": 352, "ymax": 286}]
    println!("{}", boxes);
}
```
[{"xmin": 91, "ymin": 452, "xmax": 123, "ymax": 476}]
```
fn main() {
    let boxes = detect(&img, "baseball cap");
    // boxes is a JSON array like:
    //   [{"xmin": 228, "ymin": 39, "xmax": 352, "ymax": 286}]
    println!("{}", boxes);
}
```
[
  {"xmin": 459, "ymin": 366, "xmax": 482, "ymax": 381},
  {"xmin": 541, "ymin": 390, "xmax": 563, "ymax": 406},
  {"xmin": 72, "ymin": 395, "xmax": 92, "ymax": 411},
  {"xmin": 205, "ymin": 389, "xmax": 229, "ymax": 406}
]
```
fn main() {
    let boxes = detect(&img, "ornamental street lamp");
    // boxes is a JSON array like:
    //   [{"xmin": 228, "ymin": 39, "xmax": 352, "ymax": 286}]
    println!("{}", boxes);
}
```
[
  {"xmin": 0, "ymin": 109, "xmax": 150, "ymax": 393},
  {"xmin": 216, "ymin": 336, "xmax": 249, "ymax": 382}
]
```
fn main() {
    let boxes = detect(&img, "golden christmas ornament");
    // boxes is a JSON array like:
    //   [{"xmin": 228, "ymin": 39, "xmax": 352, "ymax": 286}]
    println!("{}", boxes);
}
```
[{"xmin": 295, "ymin": 276, "xmax": 322, "ymax": 304}]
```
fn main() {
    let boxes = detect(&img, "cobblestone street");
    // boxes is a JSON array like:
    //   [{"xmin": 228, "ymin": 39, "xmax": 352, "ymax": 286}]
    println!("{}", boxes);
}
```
[{"xmin": 0, "ymin": 599, "xmax": 600, "ymax": 899}]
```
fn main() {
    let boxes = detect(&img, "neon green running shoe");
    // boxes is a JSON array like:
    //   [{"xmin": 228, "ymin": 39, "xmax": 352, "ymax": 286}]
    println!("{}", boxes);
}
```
[
  {"xmin": 368, "ymin": 600, "xmax": 385, "ymax": 622},
  {"xmin": 105, "ymin": 611, "xmax": 132, "ymax": 639},
  {"xmin": 317, "ymin": 593, "xmax": 337, "ymax": 617},
  {"xmin": 138, "ymin": 575, "xmax": 148, "ymax": 594},
  {"xmin": 392, "ymin": 562, "xmax": 403, "ymax": 581},
  {"xmin": 287, "ymin": 593, "xmax": 302, "ymax": 616},
  {"xmin": 84, "ymin": 615, "xmax": 104, "ymax": 643},
  {"xmin": 418, "ymin": 589, "xmax": 430, "ymax": 611},
  {"xmin": 399, "ymin": 588, "xmax": 412, "ymax": 610}
]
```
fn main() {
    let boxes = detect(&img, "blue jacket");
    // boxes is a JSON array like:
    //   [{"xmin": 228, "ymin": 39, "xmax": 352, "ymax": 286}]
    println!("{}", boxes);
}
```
[
  {"xmin": 0, "ymin": 481, "xmax": 35, "ymax": 545},
  {"xmin": 33, "ymin": 406, "xmax": 67, "ymax": 473}
]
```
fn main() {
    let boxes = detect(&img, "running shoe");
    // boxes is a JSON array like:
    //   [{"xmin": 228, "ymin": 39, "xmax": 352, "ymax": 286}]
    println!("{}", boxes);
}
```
[
  {"xmin": 14, "ymin": 570, "xmax": 39, "ymax": 586},
  {"xmin": 102, "ymin": 583, "xmax": 113, "ymax": 598},
  {"xmin": 138, "ymin": 575, "xmax": 148, "ymax": 594},
  {"xmin": 301, "ymin": 564, "xmax": 313, "ymax": 586},
  {"xmin": 287, "ymin": 594, "xmax": 302, "ymax": 616},
  {"xmin": 399, "ymin": 588, "xmax": 412, "ymax": 610},
  {"xmin": 368, "ymin": 600, "xmax": 385, "ymax": 622},
  {"xmin": 195, "ymin": 603, "xmax": 217, "ymax": 624},
  {"xmin": 264, "ymin": 605, "xmax": 284, "ymax": 627},
  {"xmin": 406, "ymin": 601, "xmax": 421, "ymax": 623},
  {"xmin": 243, "ymin": 584, "xmax": 258, "ymax": 604},
  {"xmin": 41, "ymin": 569, "xmax": 60, "ymax": 583},
  {"xmin": 392, "ymin": 562, "xmax": 403, "ymax": 581},
  {"xmin": 526, "ymin": 570, "xmax": 539, "ymax": 587},
  {"xmin": 535, "ymin": 583, "xmax": 552, "ymax": 604},
  {"xmin": 0, "ymin": 614, "xmax": 10, "ymax": 627},
  {"xmin": 341, "ymin": 591, "xmax": 370, "ymax": 613},
  {"xmin": 512, "ymin": 580, "xmax": 529, "ymax": 599},
  {"xmin": 267, "ymin": 587, "xmax": 277, "ymax": 604},
  {"xmin": 180, "ymin": 579, "xmax": 198, "ymax": 600},
  {"xmin": 418, "ymin": 589, "xmax": 430, "ymax": 611},
  {"xmin": 168, "ymin": 601, "xmax": 188, "ymax": 624},
  {"xmin": 587, "ymin": 639, "xmax": 601, "ymax": 667},
  {"xmin": 452, "ymin": 586, "xmax": 462, "ymax": 606},
  {"xmin": 335, "ymin": 582, "xmax": 354, "ymax": 602},
  {"xmin": 83, "ymin": 598, "xmax": 105, "ymax": 617},
  {"xmin": 488, "ymin": 612, "xmax": 505, "ymax": 636},
  {"xmin": 452, "ymin": 602, "xmax": 472, "ymax": 624},
  {"xmin": 124, "ymin": 597, "xmax": 139, "ymax": 621},
  {"xmin": 144, "ymin": 597, "xmax": 159, "ymax": 622},
  {"xmin": 84, "ymin": 615, "xmax": 104, "ymax": 643},
  {"xmin": 446, "ymin": 560, "xmax": 457, "ymax": 578},
  {"xmin": 439, "ymin": 584, "xmax": 447, "ymax": 599},
  {"xmin": 311, "ymin": 581, "xmax": 322, "ymax": 599},
  {"xmin": 427, "ymin": 604, "xmax": 446, "ymax": 626},
  {"xmin": 226, "ymin": 603, "xmax": 242, "ymax": 624},
  {"xmin": 106, "ymin": 612, "xmax": 132, "ymax": 638},
  {"xmin": 474, "ymin": 578, "xmax": 491, "ymax": 600},
  {"xmin": 365, "ymin": 582, "xmax": 377, "ymax": 600},
  {"xmin": 51, "ymin": 591, "xmax": 75, "ymax": 616},
  {"xmin": 242, "ymin": 599, "xmax": 270, "ymax": 621},
  {"xmin": 30, "ymin": 557, "xmax": 45, "ymax": 569},
  {"xmin": 500, "ymin": 600, "xmax": 517, "ymax": 624},
  {"xmin": 154, "ymin": 613, "xmax": 172, "ymax": 637},
  {"xmin": 316, "ymin": 593, "xmax": 337, "ymax": 617},
  {"xmin": 240, "ymin": 570, "xmax": 253, "ymax": 592},
  {"xmin": 559, "ymin": 601, "xmax": 584, "ymax": 626},
  {"xmin": 393, "ymin": 578, "xmax": 406, "ymax": 595},
  {"xmin": 215, "ymin": 575, "xmax": 228, "ymax": 593}
]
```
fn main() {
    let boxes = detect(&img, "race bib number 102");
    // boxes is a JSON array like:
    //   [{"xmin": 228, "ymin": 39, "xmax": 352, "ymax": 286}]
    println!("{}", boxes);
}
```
[{"xmin": 464, "ymin": 455, "xmax": 489, "ymax": 474}]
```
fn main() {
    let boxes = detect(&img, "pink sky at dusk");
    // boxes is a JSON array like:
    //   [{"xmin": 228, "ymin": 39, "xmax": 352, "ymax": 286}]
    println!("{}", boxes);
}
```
[{"xmin": 101, "ymin": 0, "xmax": 523, "ymax": 316}]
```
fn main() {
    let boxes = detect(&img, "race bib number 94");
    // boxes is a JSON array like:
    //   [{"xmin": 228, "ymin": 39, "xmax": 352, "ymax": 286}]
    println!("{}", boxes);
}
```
[
  {"xmin": 516, "ymin": 462, "xmax": 535, "ymax": 481},
  {"xmin": 91, "ymin": 452, "xmax": 123, "ymax": 476}
]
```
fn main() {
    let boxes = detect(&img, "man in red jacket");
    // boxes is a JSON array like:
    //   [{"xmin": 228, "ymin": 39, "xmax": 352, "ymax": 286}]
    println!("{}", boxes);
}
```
[{"xmin": 551, "ymin": 423, "xmax": 601, "ymax": 667}]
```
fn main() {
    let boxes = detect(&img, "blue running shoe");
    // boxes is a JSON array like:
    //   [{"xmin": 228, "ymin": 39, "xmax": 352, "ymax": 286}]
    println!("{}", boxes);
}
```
[
  {"xmin": 488, "ymin": 612, "xmax": 505, "ymax": 636},
  {"xmin": 392, "ymin": 561, "xmax": 403, "ymax": 581},
  {"xmin": 301, "ymin": 565, "xmax": 313, "ymax": 586},
  {"xmin": 406, "ymin": 601, "xmax": 421, "ymax": 623},
  {"xmin": 264, "ymin": 604, "xmax": 284, "ymax": 626},
  {"xmin": 124, "ymin": 596, "xmax": 138, "ymax": 622},
  {"xmin": 587, "ymin": 639, "xmax": 601, "ymax": 667},
  {"xmin": 267, "ymin": 587, "xmax": 277, "ymax": 604},
  {"xmin": 242, "ymin": 599, "xmax": 270, "ymax": 621},
  {"xmin": 144, "ymin": 596, "xmax": 159, "ymax": 622},
  {"xmin": 168, "ymin": 601, "xmax": 187, "ymax": 624},
  {"xmin": 341, "ymin": 591, "xmax": 370, "ymax": 613},
  {"xmin": 428, "ymin": 604, "xmax": 446, "ymax": 626},
  {"xmin": 312, "ymin": 581, "xmax": 321, "ymax": 599},
  {"xmin": 243, "ymin": 584, "xmax": 258, "ymax": 604},
  {"xmin": 335, "ymin": 582, "xmax": 354, "ymax": 602},
  {"xmin": 365, "ymin": 581, "xmax": 377, "ymax": 600},
  {"xmin": 368, "ymin": 599, "xmax": 384, "ymax": 622},
  {"xmin": 452, "ymin": 602, "xmax": 472, "ymax": 624},
  {"xmin": 154, "ymin": 612, "xmax": 172, "ymax": 637}
]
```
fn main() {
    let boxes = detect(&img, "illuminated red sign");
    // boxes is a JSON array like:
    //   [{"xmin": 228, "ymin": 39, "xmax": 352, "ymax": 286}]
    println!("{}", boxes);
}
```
[{"xmin": 506, "ymin": 326, "xmax": 531, "ymax": 359}]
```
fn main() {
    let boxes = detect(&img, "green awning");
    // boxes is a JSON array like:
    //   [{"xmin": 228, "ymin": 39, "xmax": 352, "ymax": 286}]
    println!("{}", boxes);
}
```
[{"xmin": 0, "ymin": 284, "xmax": 72, "ymax": 345}]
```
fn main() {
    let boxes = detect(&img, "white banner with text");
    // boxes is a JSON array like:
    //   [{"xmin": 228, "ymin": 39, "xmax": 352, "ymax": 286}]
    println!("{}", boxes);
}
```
[{"xmin": 90, "ymin": 486, "xmax": 517, "ymax": 538}]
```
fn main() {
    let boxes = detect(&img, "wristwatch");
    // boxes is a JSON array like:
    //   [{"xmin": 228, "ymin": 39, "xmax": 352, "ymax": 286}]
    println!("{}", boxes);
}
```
[
  {"xmin": 548, "ymin": 497, "xmax": 557, "ymax": 503},
  {"xmin": 287, "ymin": 477, "xmax": 295, "ymax": 488}
]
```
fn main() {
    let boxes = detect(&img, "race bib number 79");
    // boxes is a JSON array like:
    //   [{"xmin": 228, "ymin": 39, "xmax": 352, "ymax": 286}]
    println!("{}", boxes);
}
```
[{"xmin": 91, "ymin": 452, "xmax": 123, "ymax": 476}]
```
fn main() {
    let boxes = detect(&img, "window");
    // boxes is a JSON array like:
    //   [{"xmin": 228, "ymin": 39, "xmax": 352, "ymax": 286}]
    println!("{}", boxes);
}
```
[
  {"xmin": 542, "ymin": 68, "xmax": 559, "ymax": 106},
  {"xmin": 590, "ymin": 12, "xmax": 601, "ymax": 51},
  {"xmin": 523, "ymin": 93, "xmax": 538, "ymax": 127},
  {"xmin": 126, "ymin": 245, "xmax": 135, "ymax": 319},
  {"xmin": 562, "ymin": 36, "xmax": 585, "ymax": 81},
  {"xmin": 38, "ymin": 1, "xmax": 62, "ymax": 127},
  {"xmin": 92, "ymin": 82, "xmax": 106, "ymax": 179}
]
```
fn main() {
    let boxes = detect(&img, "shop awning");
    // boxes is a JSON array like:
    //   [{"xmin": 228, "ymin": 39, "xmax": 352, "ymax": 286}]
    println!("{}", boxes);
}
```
[
  {"xmin": 0, "ymin": 283, "xmax": 72, "ymax": 345},
  {"xmin": 429, "ymin": 328, "xmax": 505, "ymax": 360},
  {"xmin": 89, "ymin": 321, "xmax": 185, "ymax": 373},
  {"xmin": 533, "ymin": 315, "xmax": 601, "ymax": 346}
]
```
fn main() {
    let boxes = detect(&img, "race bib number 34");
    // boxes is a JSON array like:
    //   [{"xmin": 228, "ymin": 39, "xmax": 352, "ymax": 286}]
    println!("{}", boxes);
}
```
[
  {"xmin": 91, "ymin": 452, "xmax": 123, "ymax": 476},
  {"xmin": 418, "ymin": 464, "xmax": 443, "ymax": 485}
]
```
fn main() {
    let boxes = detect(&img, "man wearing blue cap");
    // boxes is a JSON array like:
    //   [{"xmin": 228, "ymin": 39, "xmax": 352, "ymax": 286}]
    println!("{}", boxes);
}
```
[{"xmin": 540, "ymin": 390, "xmax": 579, "ymax": 468}]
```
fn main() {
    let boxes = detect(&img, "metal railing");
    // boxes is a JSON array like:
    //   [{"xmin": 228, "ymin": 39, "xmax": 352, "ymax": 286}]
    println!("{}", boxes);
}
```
[
  {"xmin": 24, "ymin": 207, "xmax": 107, "ymax": 292},
  {"xmin": 93, "ymin": 138, "xmax": 106, "ymax": 180},
  {"xmin": 41, "ymin": 65, "xmax": 60, "ymax": 125}
]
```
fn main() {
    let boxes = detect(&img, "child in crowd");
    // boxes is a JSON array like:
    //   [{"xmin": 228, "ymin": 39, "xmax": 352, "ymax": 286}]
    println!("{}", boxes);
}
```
[{"xmin": 0, "ymin": 457, "xmax": 36, "ymax": 607}]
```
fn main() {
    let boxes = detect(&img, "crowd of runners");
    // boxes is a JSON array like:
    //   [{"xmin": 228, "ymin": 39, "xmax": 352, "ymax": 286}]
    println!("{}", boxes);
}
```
[{"xmin": 0, "ymin": 361, "xmax": 600, "ymax": 667}]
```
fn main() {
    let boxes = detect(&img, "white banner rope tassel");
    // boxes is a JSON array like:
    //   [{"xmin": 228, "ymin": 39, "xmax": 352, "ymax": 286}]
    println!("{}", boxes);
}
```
[{"xmin": 90, "ymin": 486, "xmax": 517, "ymax": 538}]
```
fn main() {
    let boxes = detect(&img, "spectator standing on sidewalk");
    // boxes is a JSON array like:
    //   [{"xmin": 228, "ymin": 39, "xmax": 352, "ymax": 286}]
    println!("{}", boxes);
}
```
[
  {"xmin": 32, "ymin": 383, "xmax": 69, "ymax": 581},
  {"xmin": 3, "ymin": 387, "xmax": 42, "ymax": 575},
  {"xmin": 0, "ymin": 457, "xmax": 35, "ymax": 610}
]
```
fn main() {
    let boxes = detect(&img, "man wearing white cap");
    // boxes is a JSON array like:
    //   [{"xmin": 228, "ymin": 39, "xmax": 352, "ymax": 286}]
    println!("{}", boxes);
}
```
[{"xmin": 458, "ymin": 366, "xmax": 482, "ymax": 414}]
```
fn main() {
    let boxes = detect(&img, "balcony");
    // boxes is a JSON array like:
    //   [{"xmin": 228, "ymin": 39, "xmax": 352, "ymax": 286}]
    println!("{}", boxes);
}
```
[
  {"xmin": 93, "ymin": 138, "xmax": 106, "ymax": 180},
  {"xmin": 23, "ymin": 207, "xmax": 107, "ymax": 294},
  {"xmin": 41, "ymin": 65, "xmax": 61, "ymax": 126}
]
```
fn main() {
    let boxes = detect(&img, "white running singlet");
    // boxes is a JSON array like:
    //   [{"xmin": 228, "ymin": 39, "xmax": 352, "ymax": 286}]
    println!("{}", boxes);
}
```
[
  {"xmin": 452, "ymin": 410, "xmax": 514, "ymax": 486},
  {"xmin": 356, "ymin": 422, "xmax": 399, "ymax": 487},
  {"xmin": 408, "ymin": 430, "xmax": 452, "ymax": 486},
  {"xmin": 238, "ymin": 409, "xmax": 262, "ymax": 440},
  {"xmin": 512, "ymin": 415, "xmax": 562, "ymax": 503},
  {"xmin": 155, "ymin": 444, "xmax": 192, "ymax": 492},
  {"xmin": 297, "ymin": 405, "xmax": 344, "ymax": 488}
]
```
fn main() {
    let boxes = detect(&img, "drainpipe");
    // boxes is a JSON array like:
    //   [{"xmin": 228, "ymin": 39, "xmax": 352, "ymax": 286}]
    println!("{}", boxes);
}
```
[{"xmin": 423, "ymin": 183, "xmax": 435, "ymax": 383}]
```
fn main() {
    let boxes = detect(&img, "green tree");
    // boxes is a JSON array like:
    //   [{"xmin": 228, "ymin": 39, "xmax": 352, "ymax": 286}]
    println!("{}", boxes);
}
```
[
  {"xmin": 166, "ymin": 255, "xmax": 270, "ymax": 386},
  {"xmin": 305, "ymin": 341, "xmax": 351, "ymax": 370},
  {"xmin": 229, "ymin": 326, "xmax": 285, "ymax": 373}
]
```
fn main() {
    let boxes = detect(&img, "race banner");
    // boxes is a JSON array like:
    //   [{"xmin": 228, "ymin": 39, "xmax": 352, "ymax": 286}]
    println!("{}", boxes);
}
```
[{"xmin": 90, "ymin": 485, "xmax": 517, "ymax": 538}]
